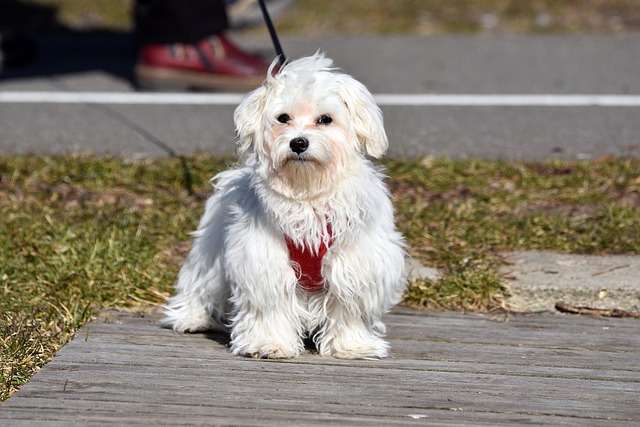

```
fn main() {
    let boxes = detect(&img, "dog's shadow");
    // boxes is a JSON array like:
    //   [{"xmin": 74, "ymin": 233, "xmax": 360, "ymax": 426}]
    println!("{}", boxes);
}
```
[{"xmin": 202, "ymin": 331, "xmax": 232, "ymax": 348}]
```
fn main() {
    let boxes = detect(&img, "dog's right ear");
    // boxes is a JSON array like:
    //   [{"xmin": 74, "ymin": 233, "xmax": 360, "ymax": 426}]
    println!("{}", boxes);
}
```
[{"xmin": 233, "ymin": 85, "xmax": 268, "ymax": 154}]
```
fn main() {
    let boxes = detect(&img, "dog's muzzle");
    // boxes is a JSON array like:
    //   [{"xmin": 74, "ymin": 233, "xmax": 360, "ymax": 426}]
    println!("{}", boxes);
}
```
[{"xmin": 289, "ymin": 137, "xmax": 309, "ymax": 154}]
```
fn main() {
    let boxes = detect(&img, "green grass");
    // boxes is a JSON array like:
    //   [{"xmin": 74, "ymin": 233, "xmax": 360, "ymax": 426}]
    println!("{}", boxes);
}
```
[
  {"xmin": 0, "ymin": 155, "xmax": 230, "ymax": 400},
  {"xmin": 2, "ymin": 154, "xmax": 639, "ymax": 400},
  {"xmin": 274, "ymin": 0, "xmax": 640, "ymax": 35},
  {"xmin": 22, "ymin": 0, "xmax": 640, "ymax": 34}
]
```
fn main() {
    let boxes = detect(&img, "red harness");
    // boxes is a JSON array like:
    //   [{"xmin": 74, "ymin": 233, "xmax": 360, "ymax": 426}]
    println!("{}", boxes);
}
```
[{"xmin": 285, "ymin": 225, "xmax": 333, "ymax": 292}]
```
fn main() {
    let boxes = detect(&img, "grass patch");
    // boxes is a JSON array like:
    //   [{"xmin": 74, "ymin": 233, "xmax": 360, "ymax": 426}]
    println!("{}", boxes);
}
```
[
  {"xmin": 275, "ymin": 0, "xmax": 640, "ymax": 35},
  {"xmin": 1, "ymin": 154, "xmax": 639, "ymax": 400},
  {"xmin": 390, "ymin": 157, "xmax": 640, "ymax": 310},
  {"xmin": 19, "ymin": 0, "xmax": 640, "ymax": 34},
  {"xmin": 0, "ymin": 154, "xmax": 230, "ymax": 400}
]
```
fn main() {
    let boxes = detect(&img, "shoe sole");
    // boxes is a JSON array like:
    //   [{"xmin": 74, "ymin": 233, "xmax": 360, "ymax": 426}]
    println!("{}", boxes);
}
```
[{"xmin": 135, "ymin": 65, "xmax": 265, "ymax": 91}]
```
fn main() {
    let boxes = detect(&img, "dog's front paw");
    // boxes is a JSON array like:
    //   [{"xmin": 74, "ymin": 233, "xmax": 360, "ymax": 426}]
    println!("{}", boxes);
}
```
[
  {"xmin": 332, "ymin": 339, "xmax": 390, "ymax": 360},
  {"xmin": 231, "ymin": 341, "xmax": 302, "ymax": 359},
  {"xmin": 160, "ymin": 308, "xmax": 220, "ymax": 333},
  {"xmin": 250, "ymin": 345, "xmax": 300, "ymax": 359},
  {"xmin": 321, "ymin": 334, "xmax": 390, "ymax": 359}
]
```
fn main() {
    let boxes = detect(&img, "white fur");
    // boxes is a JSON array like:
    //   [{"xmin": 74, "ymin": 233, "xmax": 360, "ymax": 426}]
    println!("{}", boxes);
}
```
[{"xmin": 161, "ymin": 53, "xmax": 406, "ymax": 359}]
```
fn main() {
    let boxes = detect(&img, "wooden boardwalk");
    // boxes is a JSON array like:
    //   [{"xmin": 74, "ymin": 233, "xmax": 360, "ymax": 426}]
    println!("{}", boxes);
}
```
[{"xmin": 2, "ymin": 308, "xmax": 639, "ymax": 426}]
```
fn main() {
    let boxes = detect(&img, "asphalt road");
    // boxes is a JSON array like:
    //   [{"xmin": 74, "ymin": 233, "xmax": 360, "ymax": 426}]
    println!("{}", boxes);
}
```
[{"xmin": 1, "ymin": 33, "xmax": 639, "ymax": 160}]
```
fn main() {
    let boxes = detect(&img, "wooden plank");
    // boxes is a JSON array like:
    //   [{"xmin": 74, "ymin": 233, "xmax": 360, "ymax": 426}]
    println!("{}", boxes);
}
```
[
  {"xmin": 47, "ymin": 344, "xmax": 640, "ymax": 383},
  {"xmin": 14, "ymin": 359, "xmax": 638, "ymax": 418},
  {"xmin": 70, "ymin": 319, "xmax": 640, "ymax": 378},
  {"xmin": 17, "ymin": 368, "xmax": 637, "ymax": 421},
  {"xmin": 1, "ymin": 309, "xmax": 639, "ymax": 426},
  {"xmin": 57, "ymin": 331, "xmax": 640, "ymax": 371},
  {"xmin": 82, "ymin": 313, "xmax": 640, "ymax": 361},
  {"xmin": 90, "ymin": 310, "xmax": 640, "ymax": 351},
  {"xmin": 4, "ymin": 381, "xmax": 637, "ymax": 424},
  {"xmin": 8, "ymin": 400, "xmax": 640, "ymax": 427},
  {"xmin": 387, "ymin": 317, "xmax": 640, "ymax": 351}
]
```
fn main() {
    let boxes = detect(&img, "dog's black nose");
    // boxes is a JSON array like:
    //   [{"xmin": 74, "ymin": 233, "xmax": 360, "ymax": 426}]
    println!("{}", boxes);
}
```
[{"xmin": 289, "ymin": 137, "xmax": 309, "ymax": 154}]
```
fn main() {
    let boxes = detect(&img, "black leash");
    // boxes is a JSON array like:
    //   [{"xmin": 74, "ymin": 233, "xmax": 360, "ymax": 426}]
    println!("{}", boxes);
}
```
[{"xmin": 257, "ymin": 0, "xmax": 287, "ymax": 65}]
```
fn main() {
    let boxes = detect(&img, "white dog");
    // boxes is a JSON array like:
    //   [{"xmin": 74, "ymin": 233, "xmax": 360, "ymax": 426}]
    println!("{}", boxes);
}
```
[{"xmin": 161, "ymin": 53, "xmax": 406, "ymax": 359}]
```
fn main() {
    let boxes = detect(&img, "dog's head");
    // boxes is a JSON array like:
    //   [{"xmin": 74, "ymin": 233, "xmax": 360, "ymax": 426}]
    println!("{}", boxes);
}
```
[{"xmin": 233, "ymin": 52, "xmax": 388, "ymax": 200}]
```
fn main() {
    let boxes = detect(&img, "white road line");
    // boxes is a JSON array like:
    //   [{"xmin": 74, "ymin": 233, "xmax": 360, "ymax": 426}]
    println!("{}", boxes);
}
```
[
  {"xmin": 374, "ymin": 94, "xmax": 640, "ymax": 107},
  {"xmin": 0, "ymin": 92, "xmax": 246, "ymax": 105},
  {"xmin": 1, "ymin": 91, "xmax": 640, "ymax": 106}
]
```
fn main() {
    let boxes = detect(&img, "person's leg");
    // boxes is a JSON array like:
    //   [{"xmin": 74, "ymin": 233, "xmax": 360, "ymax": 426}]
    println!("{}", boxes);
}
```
[
  {"xmin": 134, "ymin": 0, "xmax": 228, "ymax": 44},
  {"xmin": 134, "ymin": 0, "xmax": 272, "ymax": 91},
  {"xmin": 0, "ymin": 27, "xmax": 37, "ymax": 69}
]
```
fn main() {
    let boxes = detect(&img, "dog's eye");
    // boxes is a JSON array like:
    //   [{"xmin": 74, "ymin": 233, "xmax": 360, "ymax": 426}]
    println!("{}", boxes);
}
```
[
  {"xmin": 317, "ymin": 114, "xmax": 332, "ymax": 125},
  {"xmin": 277, "ymin": 113, "xmax": 291, "ymax": 124}
]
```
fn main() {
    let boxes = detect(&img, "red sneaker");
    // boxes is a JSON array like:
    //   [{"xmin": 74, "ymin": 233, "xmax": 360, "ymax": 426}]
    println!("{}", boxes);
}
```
[{"xmin": 135, "ymin": 34, "xmax": 273, "ymax": 91}]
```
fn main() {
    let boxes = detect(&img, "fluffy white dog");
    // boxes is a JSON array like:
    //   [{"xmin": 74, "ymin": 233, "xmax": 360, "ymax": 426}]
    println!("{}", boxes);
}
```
[{"xmin": 161, "ymin": 53, "xmax": 406, "ymax": 359}]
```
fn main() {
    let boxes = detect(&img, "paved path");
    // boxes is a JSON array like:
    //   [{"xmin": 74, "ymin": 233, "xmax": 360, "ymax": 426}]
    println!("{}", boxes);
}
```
[
  {"xmin": 503, "ymin": 251, "xmax": 640, "ymax": 313},
  {"xmin": 1, "ymin": 34, "xmax": 639, "ymax": 159},
  {"xmin": 1, "ymin": 308, "xmax": 639, "ymax": 426}
]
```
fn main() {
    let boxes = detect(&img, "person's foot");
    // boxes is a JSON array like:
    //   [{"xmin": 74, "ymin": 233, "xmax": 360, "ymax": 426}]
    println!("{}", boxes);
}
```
[{"xmin": 135, "ymin": 34, "xmax": 272, "ymax": 91}]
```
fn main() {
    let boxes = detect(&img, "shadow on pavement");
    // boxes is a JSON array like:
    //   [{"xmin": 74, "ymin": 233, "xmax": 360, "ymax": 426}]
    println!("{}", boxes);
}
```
[{"xmin": 0, "ymin": 0, "xmax": 135, "ymax": 84}]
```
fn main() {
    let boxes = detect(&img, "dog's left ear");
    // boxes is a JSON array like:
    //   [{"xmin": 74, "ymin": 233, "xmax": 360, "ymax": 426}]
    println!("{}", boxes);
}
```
[
  {"xmin": 336, "ymin": 74, "xmax": 389, "ymax": 158},
  {"xmin": 233, "ymin": 85, "xmax": 268, "ymax": 154}
]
